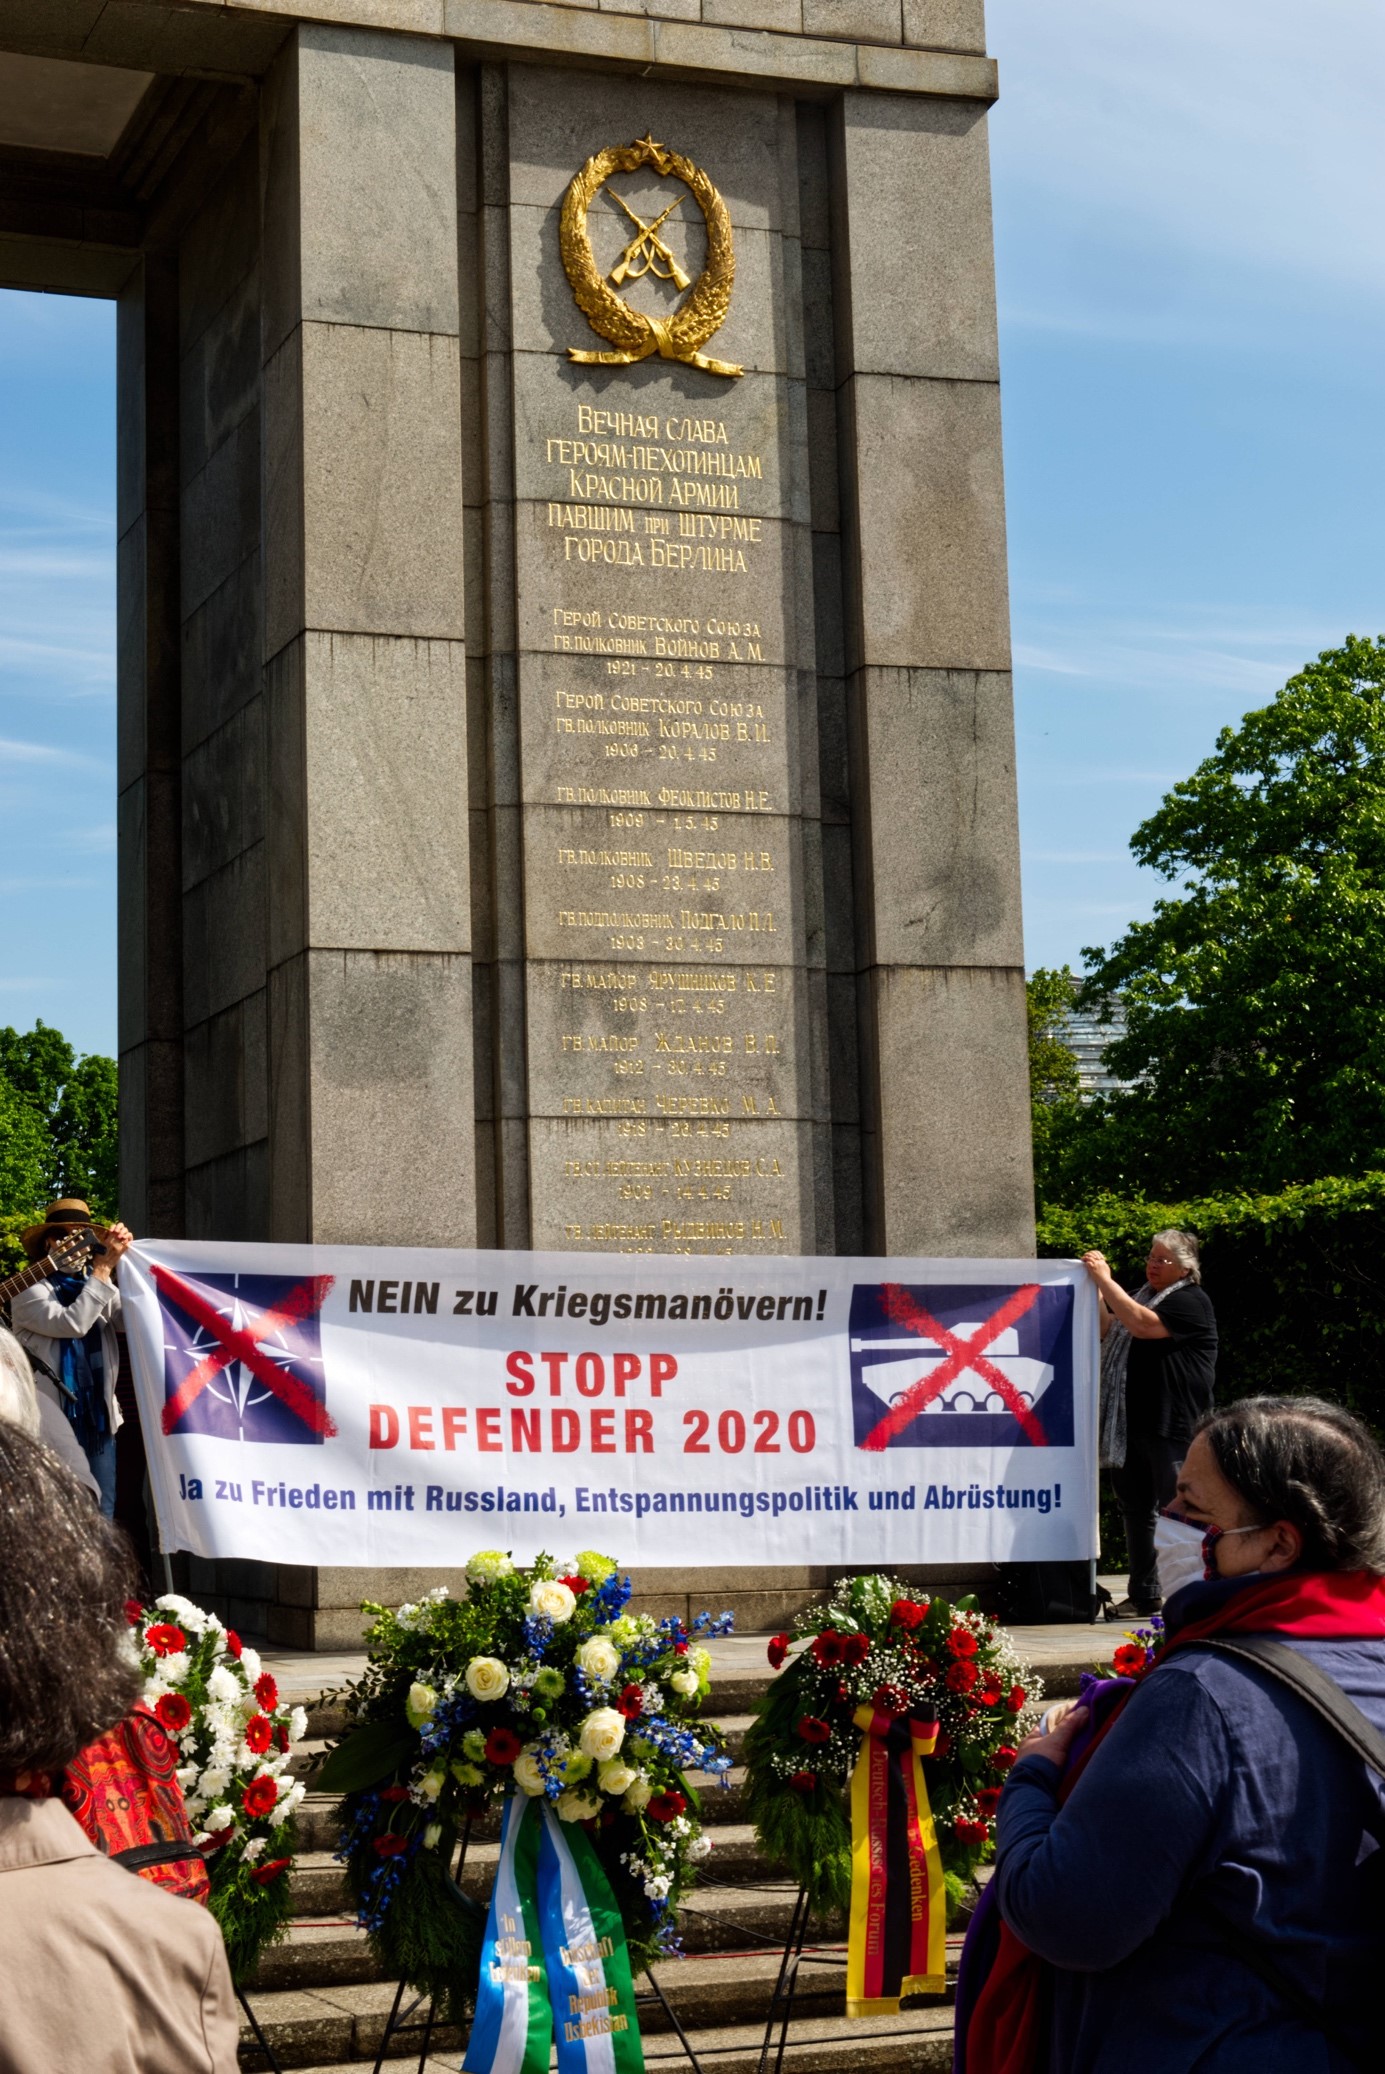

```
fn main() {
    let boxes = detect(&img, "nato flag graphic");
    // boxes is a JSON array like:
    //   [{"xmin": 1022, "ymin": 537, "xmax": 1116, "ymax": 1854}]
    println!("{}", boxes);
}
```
[
  {"xmin": 159, "ymin": 1270, "xmax": 331, "ymax": 1445},
  {"xmin": 848, "ymin": 1282, "xmax": 1074, "ymax": 1450}
]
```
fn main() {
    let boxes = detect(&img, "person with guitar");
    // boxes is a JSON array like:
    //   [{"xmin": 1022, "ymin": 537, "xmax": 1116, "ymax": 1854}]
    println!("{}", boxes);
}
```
[{"xmin": 9, "ymin": 1199, "xmax": 134, "ymax": 1518}]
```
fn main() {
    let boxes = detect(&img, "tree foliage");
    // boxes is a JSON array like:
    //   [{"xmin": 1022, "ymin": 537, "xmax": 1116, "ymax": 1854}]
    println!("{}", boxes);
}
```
[
  {"xmin": 1026, "ymin": 967, "xmax": 1083, "ymax": 1205},
  {"xmin": 1048, "ymin": 637, "xmax": 1385, "ymax": 1198},
  {"xmin": 0, "ymin": 1021, "xmax": 118, "ymax": 1222}
]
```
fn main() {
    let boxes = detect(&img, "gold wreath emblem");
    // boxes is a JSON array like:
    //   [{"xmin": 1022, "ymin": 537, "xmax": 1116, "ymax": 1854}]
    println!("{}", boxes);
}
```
[{"xmin": 560, "ymin": 133, "xmax": 742, "ymax": 380}]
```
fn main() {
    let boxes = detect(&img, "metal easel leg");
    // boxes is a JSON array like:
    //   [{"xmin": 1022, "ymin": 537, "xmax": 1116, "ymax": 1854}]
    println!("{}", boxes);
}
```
[
  {"xmin": 755, "ymin": 1884, "xmax": 811, "ymax": 2074},
  {"xmin": 237, "ymin": 1984, "xmax": 285, "ymax": 2074},
  {"xmin": 640, "ymin": 1963, "xmax": 704, "ymax": 2074},
  {"xmin": 372, "ymin": 1977, "xmax": 409, "ymax": 2074}
]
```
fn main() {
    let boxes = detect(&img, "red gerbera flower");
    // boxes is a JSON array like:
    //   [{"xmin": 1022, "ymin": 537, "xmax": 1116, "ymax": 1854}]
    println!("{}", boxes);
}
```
[
  {"xmin": 991, "ymin": 1745, "xmax": 1018, "ymax": 1773},
  {"xmin": 795, "ymin": 1716, "xmax": 832, "ymax": 1744},
  {"xmin": 242, "ymin": 1775, "xmax": 279, "ymax": 1820},
  {"xmin": 558, "ymin": 1575, "xmax": 590, "ymax": 1594},
  {"xmin": 225, "ymin": 1631, "xmax": 243, "ymax": 1659},
  {"xmin": 767, "ymin": 1633, "xmax": 790, "ymax": 1670},
  {"xmin": 840, "ymin": 1632, "xmax": 871, "ymax": 1666},
  {"xmin": 244, "ymin": 1715, "xmax": 274, "ymax": 1756},
  {"xmin": 811, "ymin": 1630, "xmax": 844, "ymax": 1668},
  {"xmin": 616, "ymin": 1684, "xmax": 645, "ymax": 1721},
  {"xmin": 890, "ymin": 1598, "xmax": 928, "ymax": 1630},
  {"xmin": 124, "ymin": 1599, "xmax": 145, "ymax": 1627},
  {"xmin": 154, "ymin": 1692, "xmax": 192, "ymax": 1734},
  {"xmin": 976, "ymin": 1787, "xmax": 1002, "ymax": 1816},
  {"xmin": 254, "ymin": 1673, "xmax": 279, "ymax": 1711},
  {"xmin": 485, "ymin": 1728, "xmax": 523, "ymax": 1765},
  {"xmin": 1006, "ymin": 1684, "xmax": 1028, "ymax": 1712},
  {"xmin": 946, "ymin": 1660, "xmax": 979, "ymax": 1693},
  {"xmin": 947, "ymin": 1626, "xmax": 979, "ymax": 1659},
  {"xmin": 252, "ymin": 1856, "xmax": 291, "ymax": 1886},
  {"xmin": 871, "ymin": 1684, "xmax": 909, "ymax": 1717},
  {"xmin": 647, "ymin": 1791, "xmax": 687, "ymax": 1823},
  {"xmin": 1112, "ymin": 1644, "xmax": 1147, "ymax": 1677},
  {"xmin": 144, "ymin": 1623, "xmax": 186, "ymax": 1658},
  {"xmin": 789, "ymin": 1770, "xmax": 817, "ymax": 1793},
  {"xmin": 373, "ymin": 1833, "xmax": 409, "ymax": 1857}
]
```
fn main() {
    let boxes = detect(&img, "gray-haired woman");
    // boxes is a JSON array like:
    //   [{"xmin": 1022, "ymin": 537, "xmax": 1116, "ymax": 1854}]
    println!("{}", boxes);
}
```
[{"xmin": 1081, "ymin": 1230, "xmax": 1218, "ymax": 1615}]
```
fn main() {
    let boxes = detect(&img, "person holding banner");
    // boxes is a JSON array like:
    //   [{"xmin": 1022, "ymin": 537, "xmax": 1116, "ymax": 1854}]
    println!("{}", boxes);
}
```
[{"xmin": 11, "ymin": 1199, "xmax": 135, "ymax": 1518}]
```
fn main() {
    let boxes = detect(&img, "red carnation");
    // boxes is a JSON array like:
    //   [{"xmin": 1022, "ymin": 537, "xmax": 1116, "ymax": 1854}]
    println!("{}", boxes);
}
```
[
  {"xmin": 976, "ymin": 1787, "xmax": 1002, "ymax": 1816},
  {"xmin": 980, "ymin": 1671, "xmax": 1003, "ymax": 1698},
  {"xmin": 991, "ymin": 1745, "xmax": 1018, "ymax": 1773},
  {"xmin": 947, "ymin": 1626, "xmax": 979, "ymax": 1659},
  {"xmin": 946, "ymin": 1660, "xmax": 979, "ymax": 1694},
  {"xmin": 616, "ymin": 1684, "xmax": 645, "ymax": 1721},
  {"xmin": 242, "ymin": 1775, "xmax": 279, "ymax": 1820},
  {"xmin": 558, "ymin": 1575, "xmax": 590, "ymax": 1594},
  {"xmin": 767, "ymin": 1633, "xmax": 790, "ymax": 1670},
  {"xmin": 373, "ymin": 1833, "xmax": 409, "ymax": 1857},
  {"xmin": 485, "ymin": 1728, "xmax": 523, "ymax": 1765},
  {"xmin": 890, "ymin": 1598, "xmax": 927, "ymax": 1630},
  {"xmin": 871, "ymin": 1684, "xmax": 908, "ymax": 1717},
  {"xmin": 154, "ymin": 1692, "xmax": 192, "ymax": 1734},
  {"xmin": 124, "ymin": 1599, "xmax": 145, "ymax": 1627},
  {"xmin": 252, "ymin": 1856, "xmax": 291, "ymax": 1886},
  {"xmin": 1006, "ymin": 1684, "xmax": 1028, "ymax": 1712},
  {"xmin": 954, "ymin": 1816, "xmax": 989, "ymax": 1846},
  {"xmin": 144, "ymin": 1623, "xmax": 186, "ymax": 1658},
  {"xmin": 840, "ymin": 1632, "xmax": 871, "ymax": 1666},
  {"xmin": 789, "ymin": 1770, "xmax": 817, "ymax": 1793},
  {"xmin": 1113, "ymin": 1644, "xmax": 1147, "ymax": 1677},
  {"xmin": 811, "ymin": 1630, "xmax": 844, "ymax": 1668},
  {"xmin": 275, "ymin": 1725, "xmax": 291, "ymax": 1753},
  {"xmin": 225, "ymin": 1631, "xmax": 243, "ymax": 1659},
  {"xmin": 795, "ymin": 1716, "xmax": 832, "ymax": 1745},
  {"xmin": 244, "ymin": 1715, "xmax": 274, "ymax": 1756},
  {"xmin": 379, "ymin": 1785, "xmax": 411, "ymax": 1803},
  {"xmin": 254, "ymin": 1673, "xmax": 279, "ymax": 1711},
  {"xmin": 647, "ymin": 1791, "xmax": 687, "ymax": 1823},
  {"xmin": 673, "ymin": 1641, "xmax": 689, "ymax": 1656}
]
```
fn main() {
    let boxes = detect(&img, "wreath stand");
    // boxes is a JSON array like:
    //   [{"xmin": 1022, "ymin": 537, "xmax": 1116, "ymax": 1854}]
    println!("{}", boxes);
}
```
[
  {"xmin": 363, "ymin": 1815, "xmax": 708, "ymax": 2074},
  {"xmin": 237, "ymin": 1985, "xmax": 286, "ymax": 2074},
  {"xmin": 754, "ymin": 1883, "xmax": 955, "ymax": 2074}
]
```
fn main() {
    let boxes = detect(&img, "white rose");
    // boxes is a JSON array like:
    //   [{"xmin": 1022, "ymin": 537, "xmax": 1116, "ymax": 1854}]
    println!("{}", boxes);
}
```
[
  {"xmin": 528, "ymin": 1580, "xmax": 577, "ymax": 1624},
  {"xmin": 557, "ymin": 1787, "xmax": 602, "ymax": 1824},
  {"xmin": 417, "ymin": 1767, "xmax": 446, "ymax": 1803},
  {"xmin": 513, "ymin": 1751, "xmax": 547, "ymax": 1797},
  {"xmin": 406, "ymin": 1681, "xmax": 438, "ymax": 1726},
  {"xmin": 669, "ymin": 1668, "xmax": 699, "ymax": 1698},
  {"xmin": 578, "ymin": 1707, "xmax": 626, "ymax": 1763},
  {"xmin": 598, "ymin": 1758, "xmax": 637, "ymax": 1796},
  {"xmin": 205, "ymin": 1806, "xmax": 234, "ymax": 1833},
  {"xmin": 464, "ymin": 1657, "xmax": 510, "ymax": 1703},
  {"xmin": 576, "ymin": 1637, "xmax": 621, "ymax": 1684},
  {"xmin": 622, "ymin": 1775, "xmax": 653, "ymax": 1813}
]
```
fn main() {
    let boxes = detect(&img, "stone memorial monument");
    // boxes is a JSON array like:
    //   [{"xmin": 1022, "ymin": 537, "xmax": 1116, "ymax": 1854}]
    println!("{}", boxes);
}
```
[{"xmin": 0, "ymin": 0, "xmax": 1033, "ymax": 1641}]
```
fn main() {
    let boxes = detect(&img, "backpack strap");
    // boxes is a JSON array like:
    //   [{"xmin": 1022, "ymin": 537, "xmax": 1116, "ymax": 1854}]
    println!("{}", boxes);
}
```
[
  {"xmin": 1178, "ymin": 1634, "xmax": 1385, "ymax": 2072},
  {"xmin": 112, "ymin": 1840, "xmax": 209, "ymax": 1875}
]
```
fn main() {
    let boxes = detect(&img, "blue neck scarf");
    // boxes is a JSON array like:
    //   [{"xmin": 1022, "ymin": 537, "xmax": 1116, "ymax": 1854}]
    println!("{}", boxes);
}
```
[{"xmin": 49, "ymin": 1272, "xmax": 109, "ymax": 1455}]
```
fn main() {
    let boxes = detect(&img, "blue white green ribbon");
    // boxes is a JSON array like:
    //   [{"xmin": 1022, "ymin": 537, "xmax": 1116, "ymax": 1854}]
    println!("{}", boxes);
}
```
[{"xmin": 463, "ymin": 1795, "xmax": 551, "ymax": 2074}]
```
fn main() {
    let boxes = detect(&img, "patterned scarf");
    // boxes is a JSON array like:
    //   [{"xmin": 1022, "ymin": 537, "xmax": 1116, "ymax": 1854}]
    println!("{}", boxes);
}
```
[
  {"xmin": 49, "ymin": 1272, "xmax": 109, "ymax": 1456},
  {"xmin": 1098, "ymin": 1276, "xmax": 1190, "ymax": 1468}
]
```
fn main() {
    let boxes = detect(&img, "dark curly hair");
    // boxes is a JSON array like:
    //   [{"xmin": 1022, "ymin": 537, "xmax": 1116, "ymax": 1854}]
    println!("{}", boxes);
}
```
[
  {"xmin": 1198, "ymin": 1396, "xmax": 1385, "ymax": 1574},
  {"xmin": 0, "ymin": 1425, "xmax": 142, "ymax": 1770}
]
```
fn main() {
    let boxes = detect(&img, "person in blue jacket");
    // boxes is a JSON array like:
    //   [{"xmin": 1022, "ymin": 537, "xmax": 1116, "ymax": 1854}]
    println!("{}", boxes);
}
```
[{"xmin": 983, "ymin": 1395, "xmax": 1385, "ymax": 2073}]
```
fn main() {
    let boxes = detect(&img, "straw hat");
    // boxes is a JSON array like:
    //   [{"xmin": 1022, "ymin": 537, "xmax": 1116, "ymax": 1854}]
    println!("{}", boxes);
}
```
[{"xmin": 20, "ymin": 1199, "xmax": 102, "ymax": 1261}]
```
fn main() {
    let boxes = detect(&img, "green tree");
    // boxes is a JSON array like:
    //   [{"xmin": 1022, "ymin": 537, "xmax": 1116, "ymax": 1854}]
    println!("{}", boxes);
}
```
[
  {"xmin": 0, "ymin": 1020, "xmax": 119, "ymax": 1218},
  {"xmin": 1026, "ymin": 967, "xmax": 1083, "ymax": 1206},
  {"xmin": 1055, "ymin": 636, "xmax": 1385, "ymax": 1198}
]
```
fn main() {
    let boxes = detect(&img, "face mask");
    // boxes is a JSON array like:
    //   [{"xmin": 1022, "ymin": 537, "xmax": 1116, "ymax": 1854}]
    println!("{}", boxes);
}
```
[
  {"xmin": 1154, "ymin": 1511, "xmax": 1207, "ymax": 1600},
  {"xmin": 1199, "ymin": 1520, "xmax": 1266, "ymax": 1578}
]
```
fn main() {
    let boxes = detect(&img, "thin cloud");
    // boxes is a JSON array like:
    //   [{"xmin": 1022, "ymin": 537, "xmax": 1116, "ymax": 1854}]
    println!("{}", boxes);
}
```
[{"xmin": 0, "ymin": 736, "xmax": 108, "ymax": 771}]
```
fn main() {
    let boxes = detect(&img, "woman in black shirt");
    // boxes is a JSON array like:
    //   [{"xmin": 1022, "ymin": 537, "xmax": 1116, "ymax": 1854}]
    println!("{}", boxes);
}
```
[{"xmin": 1082, "ymin": 1230, "xmax": 1218, "ymax": 1614}]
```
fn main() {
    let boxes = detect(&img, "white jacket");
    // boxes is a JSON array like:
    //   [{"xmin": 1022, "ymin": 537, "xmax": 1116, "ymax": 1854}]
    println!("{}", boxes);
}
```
[{"xmin": 11, "ymin": 1273, "xmax": 124, "ymax": 1438}]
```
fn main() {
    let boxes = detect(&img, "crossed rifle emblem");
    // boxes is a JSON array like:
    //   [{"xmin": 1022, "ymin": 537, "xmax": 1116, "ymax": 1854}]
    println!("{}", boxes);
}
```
[{"xmin": 601, "ymin": 183, "xmax": 692, "ymax": 290}]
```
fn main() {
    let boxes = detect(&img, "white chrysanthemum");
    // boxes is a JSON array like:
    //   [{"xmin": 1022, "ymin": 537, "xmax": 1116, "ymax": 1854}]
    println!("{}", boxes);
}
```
[
  {"xmin": 528, "ymin": 1579, "xmax": 576, "ymax": 1624},
  {"xmin": 464, "ymin": 1657, "xmax": 510, "ymax": 1703},
  {"xmin": 688, "ymin": 1834, "xmax": 712, "ymax": 1860},
  {"xmin": 157, "ymin": 1653, "xmax": 189, "ymax": 1684},
  {"xmin": 576, "ymin": 1637, "xmax": 620, "ymax": 1684},
  {"xmin": 669, "ymin": 1668, "xmax": 699, "ymax": 1698},
  {"xmin": 275, "ymin": 1775, "xmax": 295, "ymax": 1802},
  {"xmin": 176, "ymin": 1764, "xmax": 199, "ymax": 1790},
  {"xmin": 206, "ymin": 1665, "xmax": 241, "ymax": 1705},
  {"xmin": 141, "ymin": 1678, "xmax": 171, "ymax": 1708},
  {"xmin": 241, "ymin": 1836, "xmax": 266, "ymax": 1863},
  {"xmin": 466, "ymin": 1550, "xmax": 513, "ymax": 1585},
  {"xmin": 578, "ymin": 1708, "xmax": 626, "ymax": 1763},
  {"xmin": 199, "ymin": 1768, "xmax": 232, "ymax": 1798},
  {"xmin": 513, "ymin": 1751, "xmax": 547, "ymax": 1797},
  {"xmin": 238, "ymin": 1646, "xmax": 262, "ymax": 1683},
  {"xmin": 205, "ymin": 1806, "xmax": 234, "ymax": 1833},
  {"xmin": 557, "ymin": 1787, "xmax": 602, "ymax": 1824},
  {"xmin": 154, "ymin": 1594, "xmax": 206, "ymax": 1633},
  {"xmin": 288, "ymin": 1705, "xmax": 308, "ymax": 1743},
  {"xmin": 285, "ymin": 1781, "xmax": 306, "ymax": 1815}
]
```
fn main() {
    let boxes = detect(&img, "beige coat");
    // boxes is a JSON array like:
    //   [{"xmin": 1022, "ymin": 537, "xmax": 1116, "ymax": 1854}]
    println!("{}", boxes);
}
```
[
  {"xmin": 0, "ymin": 1795, "xmax": 239, "ymax": 2073},
  {"xmin": 11, "ymin": 1272, "xmax": 123, "ymax": 1437}
]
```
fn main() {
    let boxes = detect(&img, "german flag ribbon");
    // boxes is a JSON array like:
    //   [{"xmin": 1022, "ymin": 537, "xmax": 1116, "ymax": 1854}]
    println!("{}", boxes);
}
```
[{"xmin": 845, "ymin": 1705, "xmax": 947, "ymax": 2016}]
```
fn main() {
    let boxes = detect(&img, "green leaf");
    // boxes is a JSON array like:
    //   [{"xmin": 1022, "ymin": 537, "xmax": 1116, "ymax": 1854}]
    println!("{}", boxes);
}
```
[{"xmin": 316, "ymin": 1720, "xmax": 417, "ymax": 1794}]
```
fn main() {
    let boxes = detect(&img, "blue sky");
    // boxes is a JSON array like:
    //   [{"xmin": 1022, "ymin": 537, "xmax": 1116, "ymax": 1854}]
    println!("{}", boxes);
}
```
[{"xmin": 1, "ymin": 0, "xmax": 1382, "ymax": 1060}]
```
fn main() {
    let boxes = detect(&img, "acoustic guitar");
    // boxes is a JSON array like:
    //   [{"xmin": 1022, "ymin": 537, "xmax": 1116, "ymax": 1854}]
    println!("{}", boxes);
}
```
[{"xmin": 0, "ymin": 1225, "xmax": 106, "ymax": 1310}]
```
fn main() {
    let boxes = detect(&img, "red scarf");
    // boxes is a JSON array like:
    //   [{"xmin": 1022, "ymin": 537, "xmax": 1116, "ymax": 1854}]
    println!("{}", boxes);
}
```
[{"xmin": 964, "ymin": 1570, "xmax": 1385, "ymax": 2074}]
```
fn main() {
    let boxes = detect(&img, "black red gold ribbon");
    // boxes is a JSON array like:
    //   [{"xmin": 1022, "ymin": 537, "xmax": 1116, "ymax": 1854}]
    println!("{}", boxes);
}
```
[{"xmin": 845, "ymin": 1706, "xmax": 946, "ymax": 2016}]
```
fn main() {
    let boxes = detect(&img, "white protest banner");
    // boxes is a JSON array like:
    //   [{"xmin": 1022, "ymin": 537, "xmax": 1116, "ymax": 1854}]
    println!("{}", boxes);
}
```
[{"xmin": 121, "ymin": 1243, "xmax": 1099, "ymax": 1568}]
